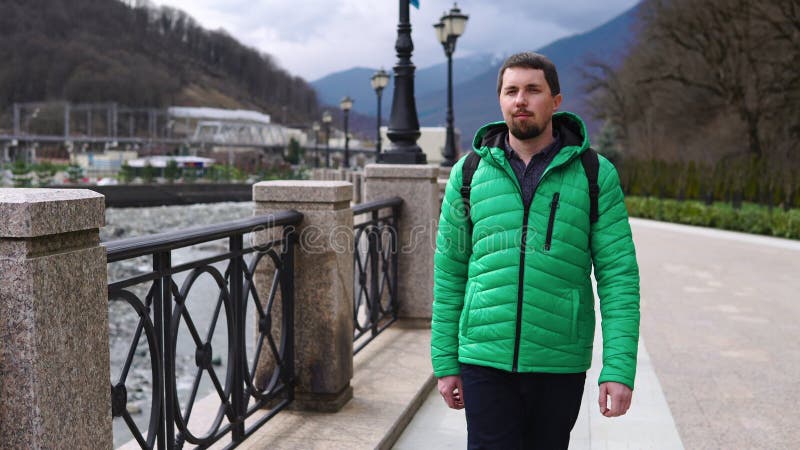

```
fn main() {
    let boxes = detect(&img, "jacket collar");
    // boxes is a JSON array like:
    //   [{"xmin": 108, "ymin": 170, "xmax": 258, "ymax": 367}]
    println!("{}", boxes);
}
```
[{"xmin": 471, "ymin": 112, "xmax": 590, "ymax": 168}]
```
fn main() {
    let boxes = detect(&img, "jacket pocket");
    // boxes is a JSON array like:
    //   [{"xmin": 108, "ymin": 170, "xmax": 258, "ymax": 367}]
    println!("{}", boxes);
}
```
[
  {"xmin": 570, "ymin": 289, "xmax": 580, "ymax": 343},
  {"xmin": 460, "ymin": 282, "xmax": 477, "ymax": 337},
  {"xmin": 544, "ymin": 192, "xmax": 560, "ymax": 251}
]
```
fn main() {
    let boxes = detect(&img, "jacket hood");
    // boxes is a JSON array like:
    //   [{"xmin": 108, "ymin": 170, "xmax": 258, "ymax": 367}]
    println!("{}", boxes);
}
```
[{"xmin": 471, "ymin": 111, "xmax": 590, "ymax": 164}]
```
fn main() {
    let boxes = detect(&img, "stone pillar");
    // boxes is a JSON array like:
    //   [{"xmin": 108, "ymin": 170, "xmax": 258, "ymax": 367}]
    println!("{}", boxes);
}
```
[
  {"xmin": 352, "ymin": 172, "xmax": 363, "ymax": 205},
  {"xmin": 253, "ymin": 181, "xmax": 354, "ymax": 412},
  {"xmin": 364, "ymin": 164, "xmax": 439, "ymax": 322},
  {"xmin": 438, "ymin": 165, "xmax": 453, "ymax": 181},
  {"xmin": 438, "ymin": 179, "xmax": 447, "ymax": 207},
  {"xmin": 0, "ymin": 189, "xmax": 111, "ymax": 448}
]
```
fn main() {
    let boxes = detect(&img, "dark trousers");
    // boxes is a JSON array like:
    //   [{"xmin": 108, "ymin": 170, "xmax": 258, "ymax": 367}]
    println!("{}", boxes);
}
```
[{"xmin": 460, "ymin": 363, "xmax": 586, "ymax": 450}]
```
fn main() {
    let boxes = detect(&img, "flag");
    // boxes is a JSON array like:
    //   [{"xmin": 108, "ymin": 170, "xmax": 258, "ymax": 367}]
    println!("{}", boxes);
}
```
[{"xmin": 410, "ymin": 0, "xmax": 419, "ymax": 9}]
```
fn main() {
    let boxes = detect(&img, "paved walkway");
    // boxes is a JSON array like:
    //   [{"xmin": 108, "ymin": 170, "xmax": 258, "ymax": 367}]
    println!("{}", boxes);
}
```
[
  {"xmin": 630, "ymin": 219, "xmax": 800, "ymax": 449},
  {"xmin": 397, "ymin": 218, "xmax": 800, "ymax": 449},
  {"xmin": 394, "ymin": 313, "xmax": 683, "ymax": 450},
  {"xmin": 232, "ymin": 324, "xmax": 435, "ymax": 450}
]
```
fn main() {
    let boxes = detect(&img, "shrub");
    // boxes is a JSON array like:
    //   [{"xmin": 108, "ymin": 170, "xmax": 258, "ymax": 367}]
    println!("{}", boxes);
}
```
[{"xmin": 625, "ymin": 196, "xmax": 799, "ymax": 240}]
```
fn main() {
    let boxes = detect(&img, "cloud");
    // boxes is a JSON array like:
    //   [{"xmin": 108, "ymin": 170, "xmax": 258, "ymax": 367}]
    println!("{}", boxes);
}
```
[{"xmin": 150, "ymin": 0, "xmax": 640, "ymax": 80}]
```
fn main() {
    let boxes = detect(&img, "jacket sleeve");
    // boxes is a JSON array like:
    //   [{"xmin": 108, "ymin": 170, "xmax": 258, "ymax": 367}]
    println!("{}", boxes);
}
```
[
  {"xmin": 590, "ymin": 160, "xmax": 640, "ymax": 389},
  {"xmin": 431, "ymin": 159, "xmax": 472, "ymax": 377}
]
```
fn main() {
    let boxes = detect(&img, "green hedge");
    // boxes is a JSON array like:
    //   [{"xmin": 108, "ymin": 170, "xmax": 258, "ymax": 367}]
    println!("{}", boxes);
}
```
[
  {"xmin": 625, "ymin": 196, "xmax": 800, "ymax": 240},
  {"xmin": 616, "ymin": 158, "xmax": 800, "ymax": 210}
]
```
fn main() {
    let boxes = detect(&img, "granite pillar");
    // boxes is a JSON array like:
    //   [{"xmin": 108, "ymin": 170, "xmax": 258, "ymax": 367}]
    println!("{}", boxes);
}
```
[
  {"xmin": 352, "ymin": 172, "xmax": 363, "ymax": 205},
  {"xmin": 253, "ymin": 181, "xmax": 354, "ymax": 412},
  {"xmin": 0, "ymin": 188, "xmax": 111, "ymax": 449},
  {"xmin": 364, "ymin": 164, "xmax": 439, "ymax": 322}
]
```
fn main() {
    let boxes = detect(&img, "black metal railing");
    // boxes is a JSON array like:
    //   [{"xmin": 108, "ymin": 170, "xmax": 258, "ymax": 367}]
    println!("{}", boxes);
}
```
[
  {"xmin": 352, "ymin": 197, "xmax": 402, "ymax": 354},
  {"xmin": 105, "ymin": 211, "xmax": 302, "ymax": 449}
]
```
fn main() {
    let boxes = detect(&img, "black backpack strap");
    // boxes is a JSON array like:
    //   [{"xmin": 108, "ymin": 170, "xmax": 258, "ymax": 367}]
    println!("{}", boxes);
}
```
[
  {"xmin": 460, "ymin": 151, "xmax": 481, "ymax": 228},
  {"xmin": 581, "ymin": 148, "xmax": 600, "ymax": 224}
]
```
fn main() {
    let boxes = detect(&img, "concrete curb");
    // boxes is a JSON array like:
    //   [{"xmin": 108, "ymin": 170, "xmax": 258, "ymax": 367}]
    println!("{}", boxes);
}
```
[{"xmin": 377, "ymin": 373, "xmax": 436, "ymax": 450}]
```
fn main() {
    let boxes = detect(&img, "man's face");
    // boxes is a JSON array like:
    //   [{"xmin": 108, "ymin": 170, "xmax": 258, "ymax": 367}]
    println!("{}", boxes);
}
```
[{"xmin": 499, "ymin": 67, "xmax": 562, "ymax": 140}]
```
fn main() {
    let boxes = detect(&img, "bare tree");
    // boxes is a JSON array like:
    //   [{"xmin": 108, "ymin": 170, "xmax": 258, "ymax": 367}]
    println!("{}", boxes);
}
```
[{"xmin": 588, "ymin": 0, "xmax": 800, "ymax": 170}]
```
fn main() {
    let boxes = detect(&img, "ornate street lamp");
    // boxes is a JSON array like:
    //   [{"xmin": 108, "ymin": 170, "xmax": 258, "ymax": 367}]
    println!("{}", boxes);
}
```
[
  {"xmin": 380, "ymin": 0, "xmax": 426, "ymax": 164},
  {"xmin": 371, "ymin": 69, "xmax": 390, "ymax": 156},
  {"xmin": 339, "ymin": 96, "xmax": 353, "ymax": 168},
  {"xmin": 322, "ymin": 111, "xmax": 332, "ymax": 168},
  {"xmin": 312, "ymin": 121, "xmax": 320, "ymax": 168},
  {"xmin": 435, "ymin": 3, "xmax": 468, "ymax": 167}
]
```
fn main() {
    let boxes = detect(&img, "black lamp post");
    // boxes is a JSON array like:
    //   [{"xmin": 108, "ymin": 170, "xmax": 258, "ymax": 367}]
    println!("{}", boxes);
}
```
[
  {"xmin": 379, "ymin": 0, "xmax": 426, "ymax": 164},
  {"xmin": 435, "ymin": 3, "xmax": 468, "ymax": 167},
  {"xmin": 371, "ymin": 69, "xmax": 390, "ymax": 157},
  {"xmin": 322, "ymin": 110, "xmax": 332, "ymax": 168},
  {"xmin": 339, "ymin": 96, "xmax": 353, "ymax": 168},
  {"xmin": 312, "ymin": 121, "xmax": 320, "ymax": 168}
]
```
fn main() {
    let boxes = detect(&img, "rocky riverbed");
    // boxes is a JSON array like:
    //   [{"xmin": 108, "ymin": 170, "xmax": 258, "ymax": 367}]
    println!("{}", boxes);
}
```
[{"xmin": 104, "ymin": 202, "xmax": 255, "ymax": 447}]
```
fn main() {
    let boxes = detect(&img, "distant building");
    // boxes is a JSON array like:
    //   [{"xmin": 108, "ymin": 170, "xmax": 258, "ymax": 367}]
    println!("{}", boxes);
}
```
[
  {"xmin": 379, "ymin": 126, "xmax": 463, "ymax": 164},
  {"xmin": 167, "ymin": 107, "xmax": 288, "ymax": 150},
  {"xmin": 126, "ymin": 155, "xmax": 216, "ymax": 178},
  {"xmin": 75, "ymin": 150, "xmax": 138, "ymax": 178}
]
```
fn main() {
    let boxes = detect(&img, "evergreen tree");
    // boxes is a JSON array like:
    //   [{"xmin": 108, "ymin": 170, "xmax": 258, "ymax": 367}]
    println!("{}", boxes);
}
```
[
  {"xmin": 141, "ymin": 162, "xmax": 156, "ymax": 183},
  {"xmin": 33, "ymin": 161, "xmax": 57, "ymax": 187},
  {"xmin": 66, "ymin": 164, "xmax": 84, "ymax": 184},
  {"xmin": 285, "ymin": 138, "xmax": 304, "ymax": 165},
  {"xmin": 118, "ymin": 161, "xmax": 135, "ymax": 183},
  {"xmin": 595, "ymin": 121, "xmax": 622, "ymax": 167},
  {"xmin": 11, "ymin": 160, "xmax": 33, "ymax": 187},
  {"xmin": 163, "ymin": 159, "xmax": 179, "ymax": 183}
]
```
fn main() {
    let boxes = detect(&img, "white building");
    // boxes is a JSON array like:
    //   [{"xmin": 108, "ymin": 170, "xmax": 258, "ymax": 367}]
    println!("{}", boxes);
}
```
[
  {"xmin": 167, "ymin": 107, "xmax": 289, "ymax": 150},
  {"xmin": 75, "ymin": 150, "xmax": 139, "ymax": 178},
  {"xmin": 379, "ymin": 126, "xmax": 463, "ymax": 164},
  {"xmin": 127, "ymin": 155, "xmax": 215, "ymax": 169}
]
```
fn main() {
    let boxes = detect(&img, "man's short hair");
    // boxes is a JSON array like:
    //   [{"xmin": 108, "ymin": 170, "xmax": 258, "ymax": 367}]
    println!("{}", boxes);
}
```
[{"xmin": 497, "ymin": 52, "xmax": 560, "ymax": 96}]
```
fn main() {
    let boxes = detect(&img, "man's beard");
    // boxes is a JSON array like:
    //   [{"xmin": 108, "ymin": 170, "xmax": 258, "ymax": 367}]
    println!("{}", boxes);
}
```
[{"xmin": 509, "ymin": 117, "xmax": 547, "ymax": 140}]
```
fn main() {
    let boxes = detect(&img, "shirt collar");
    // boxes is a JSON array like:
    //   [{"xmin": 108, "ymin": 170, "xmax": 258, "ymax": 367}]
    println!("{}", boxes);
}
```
[{"xmin": 503, "ymin": 130, "xmax": 561, "ymax": 162}]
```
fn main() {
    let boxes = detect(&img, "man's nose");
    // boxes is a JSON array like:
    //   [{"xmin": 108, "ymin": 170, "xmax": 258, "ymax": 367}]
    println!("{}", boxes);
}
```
[{"xmin": 514, "ymin": 92, "xmax": 527, "ymax": 105}]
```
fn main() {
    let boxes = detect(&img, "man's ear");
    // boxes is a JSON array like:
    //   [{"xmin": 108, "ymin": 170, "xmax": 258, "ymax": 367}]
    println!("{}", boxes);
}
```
[{"xmin": 553, "ymin": 93, "xmax": 563, "ymax": 111}]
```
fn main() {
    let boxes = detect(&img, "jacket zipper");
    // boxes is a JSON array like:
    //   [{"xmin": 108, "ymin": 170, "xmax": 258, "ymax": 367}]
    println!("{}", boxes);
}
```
[
  {"xmin": 497, "ymin": 148, "xmax": 574, "ymax": 372},
  {"xmin": 512, "ymin": 203, "xmax": 531, "ymax": 372},
  {"xmin": 544, "ymin": 192, "xmax": 560, "ymax": 251}
]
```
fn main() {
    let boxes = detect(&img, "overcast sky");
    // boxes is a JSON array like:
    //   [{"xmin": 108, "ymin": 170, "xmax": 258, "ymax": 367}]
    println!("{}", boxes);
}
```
[{"xmin": 150, "ymin": 0, "xmax": 640, "ymax": 81}]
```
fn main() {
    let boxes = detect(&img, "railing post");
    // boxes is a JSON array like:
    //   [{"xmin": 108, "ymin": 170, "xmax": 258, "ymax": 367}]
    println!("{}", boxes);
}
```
[
  {"xmin": 364, "ymin": 165, "xmax": 439, "ymax": 323},
  {"xmin": 253, "ymin": 180, "xmax": 354, "ymax": 412},
  {"xmin": 391, "ymin": 203, "xmax": 401, "ymax": 314},
  {"xmin": 368, "ymin": 210, "xmax": 380, "ymax": 338},
  {"xmin": 152, "ymin": 251, "xmax": 168, "ymax": 450},
  {"xmin": 0, "ymin": 188, "xmax": 111, "ymax": 448},
  {"xmin": 229, "ymin": 235, "xmax": 246, "ymax": 442},
  {"xmin": 156, "ymin": 250, "xmax": 176, "ymax": 449}
]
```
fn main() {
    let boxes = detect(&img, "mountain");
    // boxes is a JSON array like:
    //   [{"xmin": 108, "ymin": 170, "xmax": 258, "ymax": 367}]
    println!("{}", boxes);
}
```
[
  {"xmin": 417, "ymin": 2, "xmax": 643, "ymax": 149},
  {"xmin": 311, "ymin": 52, "xmax": 497, "ymax": 118},
  {"xmin": 312, "ymin": 2, "xmax": 642, "ymax": 149},
  {"xmin": 0, "ymin": 0, "xmax": 318, "ymax": 125}
]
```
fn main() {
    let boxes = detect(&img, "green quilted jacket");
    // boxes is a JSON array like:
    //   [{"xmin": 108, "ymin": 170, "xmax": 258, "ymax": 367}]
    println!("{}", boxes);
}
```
[{"xmin": 432, "ymin": 112, "xmax": 640, "ymax": 388}]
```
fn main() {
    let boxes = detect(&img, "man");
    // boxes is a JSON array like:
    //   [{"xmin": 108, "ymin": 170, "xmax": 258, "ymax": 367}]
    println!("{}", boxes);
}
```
[{"xmin": 431, "ymin": 52, "xmax": 640, "ymax": 449}]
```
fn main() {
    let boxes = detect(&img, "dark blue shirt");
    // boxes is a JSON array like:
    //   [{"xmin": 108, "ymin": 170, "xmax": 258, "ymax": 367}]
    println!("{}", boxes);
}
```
[{"xmin": 501, "ymin": 131, "xmax": 562, "ymax": 207}]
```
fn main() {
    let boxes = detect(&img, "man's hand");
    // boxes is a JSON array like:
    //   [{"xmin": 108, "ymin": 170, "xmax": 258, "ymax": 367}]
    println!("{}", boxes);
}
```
[
  {"xmin": 598, "ymin": 381, "xmax": 632, "ymax": 417},
  {"xmin": 438, "ymin": 375, "xmax": 465, "ymax": 410}
]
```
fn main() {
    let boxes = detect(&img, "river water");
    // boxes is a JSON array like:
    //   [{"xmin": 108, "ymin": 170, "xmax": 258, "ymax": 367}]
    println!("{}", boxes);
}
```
[{"xmin": 104, "ymin": 202, "xmax": 259, "ymax": 447}]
